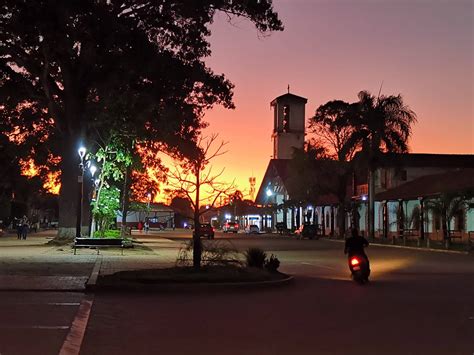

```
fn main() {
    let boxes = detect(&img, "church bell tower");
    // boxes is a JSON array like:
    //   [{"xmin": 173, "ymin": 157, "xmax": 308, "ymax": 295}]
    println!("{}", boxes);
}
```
[{"xmin": 271, "ymin": 90, "xmax": 307, "ymax": 159}]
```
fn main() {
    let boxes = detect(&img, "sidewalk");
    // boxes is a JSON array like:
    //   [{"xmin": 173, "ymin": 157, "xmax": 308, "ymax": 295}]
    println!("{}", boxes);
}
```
[{"xmin": 0, "ymin": 231, "xmax": 183, "ymax": 291}]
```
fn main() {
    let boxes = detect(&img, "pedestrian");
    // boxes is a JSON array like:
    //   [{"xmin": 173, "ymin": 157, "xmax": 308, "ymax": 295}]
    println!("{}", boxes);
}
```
[
  {"xmin": 144, "ymin": 221, "xmax": 149, "ymax": 233},
  {"xmin": 16, "ymin": 218, "xmax": 22, "ymax": 239},
  {"xmin": 21, "ymin": 215, "xmax": 29, "ymax": 240}
]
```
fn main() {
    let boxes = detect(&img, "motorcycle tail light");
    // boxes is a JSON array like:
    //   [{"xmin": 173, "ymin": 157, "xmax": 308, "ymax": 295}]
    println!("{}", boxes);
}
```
[{"xmin": 350, "ymin": 258, "xmax": 360, "ymax": 266}]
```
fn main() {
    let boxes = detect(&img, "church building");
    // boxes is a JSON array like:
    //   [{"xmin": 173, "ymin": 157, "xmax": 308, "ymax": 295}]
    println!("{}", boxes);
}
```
[
  {"xmin": 255, "ymin": 90, "xmax": 474, "ymax": 245},
  {"xmin": 255, "ymin": 91, "xmax": 311, "ymax": 230}
]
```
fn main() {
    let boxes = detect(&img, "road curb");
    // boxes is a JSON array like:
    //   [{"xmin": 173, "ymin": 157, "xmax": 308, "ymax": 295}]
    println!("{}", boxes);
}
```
[
  {"xmin": 85, "ymin": 255, "xmax": 102, "ymax": 291},
  {"xmin": 86, "ymin": 274, "xmax": 294, "ymax": 293},
  {"xmin": 0, "ymin": 288, "xmax": 86, "ymax": 293},
  {"xmin": 323, "ymin": 238, "xmax": 470, "ymax": 255}
]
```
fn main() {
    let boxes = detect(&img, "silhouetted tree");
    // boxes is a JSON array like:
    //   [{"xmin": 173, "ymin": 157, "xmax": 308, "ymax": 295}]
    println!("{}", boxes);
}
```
[
  {"xmin": 1, "ymin": 1, "xmax": 283, "ymax": 237},
  {"xmin": 309, "ymin": 100, "xmax": 358, "ymax": 236},
  {"xmin": 167, "ymin": 134, "xmax": 235, "ymax": 269},
  {"xmin": 309, "ymin": 100, "xmax": 356, "ymax": 161},
  {"xmin": 344, "ymin": 91, "xmax": 417, "ymax": 238}
]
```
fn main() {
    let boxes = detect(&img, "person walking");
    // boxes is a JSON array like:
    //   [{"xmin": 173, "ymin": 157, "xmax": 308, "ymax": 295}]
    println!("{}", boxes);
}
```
[
  {"xmin": 21, "ymin": 215, "xmax": 29, "ymax": 240},
  {"xmin": 16, "ymin": 218, "xmax": 22, "ymax": 239}
]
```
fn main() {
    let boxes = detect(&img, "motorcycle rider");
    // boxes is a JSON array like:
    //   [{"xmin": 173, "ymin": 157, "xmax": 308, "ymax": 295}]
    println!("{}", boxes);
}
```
[{"xmin": 344, "ymin": 228, "xmax": 370, "ymax": 278}]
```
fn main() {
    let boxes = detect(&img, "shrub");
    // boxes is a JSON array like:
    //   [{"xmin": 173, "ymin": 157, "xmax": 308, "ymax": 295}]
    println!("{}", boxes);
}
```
[
  {"xmin": 245, "ymin": 248, "xmax": 267, "ymax": 269},
  {"xmin": 265, "ymin": 254, "xmax": 280, "ymax": 272},
  {"xmin": 176, "ymin": 239, "xmax": 241, "ymax": 267},
  {"xmin": 93, "ymin": 229, "xmax": 121, "ymax": 238}
]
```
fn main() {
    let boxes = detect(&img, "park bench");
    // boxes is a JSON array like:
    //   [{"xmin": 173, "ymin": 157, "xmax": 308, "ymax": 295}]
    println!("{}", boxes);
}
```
[
  {"xmin": 276, "ymin": 222, "xmax": 289, "ymax": 235},
  {"xmin": 468, "ymin": 232, "xmax": 474, "ymax": 251},
  {"xmin": 401, "ymin": 229, "xmax": 420, "ymax": 245},
  {"xmin": 74, "ymin": 237, "xmax": 125, "ymax": 255},
  {"xmin": 447, "ymin": 230, "xmax": 463, "ymax": 243}
]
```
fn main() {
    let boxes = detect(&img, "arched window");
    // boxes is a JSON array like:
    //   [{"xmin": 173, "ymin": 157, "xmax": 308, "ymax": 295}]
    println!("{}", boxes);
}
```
[{"xmin": 282, "ymin": 105, "xmax": 290, "ymax": 132}]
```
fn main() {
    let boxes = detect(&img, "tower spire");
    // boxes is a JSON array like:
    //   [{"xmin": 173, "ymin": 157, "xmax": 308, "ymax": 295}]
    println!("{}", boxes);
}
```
[{"xmin": 287, "ymin": 84, "xmax": 290, "ymax": 94}]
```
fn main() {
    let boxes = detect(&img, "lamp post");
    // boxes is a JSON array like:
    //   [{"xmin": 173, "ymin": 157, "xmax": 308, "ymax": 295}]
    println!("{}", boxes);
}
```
[
  {"xmin": 265, "ymin": 188, "xmax": 273, "ymax": 231},
  {"xmin": 76, "ymin": 146, "xmax": 86, "ymax": 238},
  {"xmin": 88, "ymin": 164, "xmax": 98, "ymax": 238}
]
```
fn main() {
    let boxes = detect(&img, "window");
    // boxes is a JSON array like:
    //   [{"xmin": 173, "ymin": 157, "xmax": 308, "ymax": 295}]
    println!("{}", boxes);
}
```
[
  {"xmin": 434, "ymin": 216, "xmax": 441, "ymax": 231},
  {"xmin": 455, "ymin": 210, "xmax": 465, "ymax": 231},
  {"xmin": 282, "ymin": 105, "xmax": 290, "ymax": 132}
]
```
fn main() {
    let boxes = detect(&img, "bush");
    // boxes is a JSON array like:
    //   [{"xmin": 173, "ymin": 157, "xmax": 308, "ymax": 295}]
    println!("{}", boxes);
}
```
[
  {"xmin": 93, "ymin": 229, "xmax": 121, "ymax": 238},
  {"xmin": 245, "ymin": 248, "xmax": 267, "ymax": 269},
  {"xmin": 265, "ymin": 254, "xmax": 280, "ymax": 272},
  {"xmin": 176, "ymin": 239, "xmax": 241, "ymax": 267}
]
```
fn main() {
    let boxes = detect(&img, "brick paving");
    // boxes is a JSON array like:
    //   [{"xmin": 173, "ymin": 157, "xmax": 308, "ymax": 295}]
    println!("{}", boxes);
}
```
[{"xmin": 0, "ymin": 230, "xmax": 184, "ymax": 290}]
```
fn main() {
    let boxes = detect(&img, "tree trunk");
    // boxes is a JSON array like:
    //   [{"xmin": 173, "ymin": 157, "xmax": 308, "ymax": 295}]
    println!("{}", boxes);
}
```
[
  {"xmin": 193, "ymin": 168, "xmax": 202, "ymax": 270},
  {"xmin": 442, "ymin": 213, "xmax": 450, "ymax": 249},
  {"xmin": 368, "ymin": 168, "xmax": 375, "ymax": 239},
  {"xmin": 337, "ymin": 203, "xmax": 346, "ymax": 238},
  {"xmin": 58, "ymin": 137, "xmax": 82, "ymax": 238},
  {"xmin": 120, "ymin": 165, "xmax": 131, "ymax": 237}
]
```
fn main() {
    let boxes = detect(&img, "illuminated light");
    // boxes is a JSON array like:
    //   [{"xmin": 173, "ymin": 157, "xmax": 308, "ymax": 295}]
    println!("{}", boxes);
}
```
[
  {"xmin": 307, "ymin": 205, "xmax": 313, "ymax": 210},
  {"xmin": 266, "ymin": 189, "xmax": 273, "ymax": 197},
  {"xmin": 78, "ymin": 146, "xmax": 86, "ymax": 160},
  {"xmin": 350, "ymin": 258, "xmax": 360, "ymax": 266},
  {"xmin": 361, "ymin": 195, "xmax": 368, "ymax": 201},
  {"xmin": 89, "ymin": 165, "xmax": 97, "ymax": 177},
  {"xmin": 183, "ymin": 222, "xmax": 187, "ymax": 228},
  {"xmin": 225, "ymin": 214, "xmax": 231, "ymax": 219}
]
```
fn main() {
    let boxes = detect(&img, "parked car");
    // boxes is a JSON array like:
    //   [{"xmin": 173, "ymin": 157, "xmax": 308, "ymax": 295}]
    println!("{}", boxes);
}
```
[
  {"xmin": 193, "ymin": 223, "xmax": 215, "ymax": 239},
  {"xmin": 223, "ymin": 221, "xmax": 239, "ymax": 233},
  {"xmin": 295, "ymin": 223, "xmax": 319, "ymax": 240},
  {"xmin": 276, "ymin": 222, "xmax": 289, "ymax": 235},
  {"xmin": 245, "ymin": 224, "xmax": 260, "ymax": 235}
]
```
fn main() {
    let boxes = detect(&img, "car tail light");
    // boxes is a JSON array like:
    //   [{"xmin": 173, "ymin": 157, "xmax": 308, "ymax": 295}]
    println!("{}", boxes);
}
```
[
  {"xmin": 350, "ymin": 258, "xmax": 360, "ymax": 266},
  {"xmin": 234, "ymin": 224, "xmax": 238, "ymax": 228}
]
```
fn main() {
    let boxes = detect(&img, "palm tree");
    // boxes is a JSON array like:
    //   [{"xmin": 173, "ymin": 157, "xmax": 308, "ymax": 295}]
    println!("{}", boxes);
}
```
[
  {"xmin": 345, "ymin": 91, "xmax": 417, "ymax": 238},
  {"xmin": 426, "ymin": 192, "xmax": 471, "ymax": 248}
]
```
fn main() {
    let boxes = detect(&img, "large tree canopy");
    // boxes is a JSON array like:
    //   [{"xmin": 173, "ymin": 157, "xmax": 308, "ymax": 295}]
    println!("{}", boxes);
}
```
[{"xmin": 0, "ymin": 0, "xmax": 283, "ymax": 236}]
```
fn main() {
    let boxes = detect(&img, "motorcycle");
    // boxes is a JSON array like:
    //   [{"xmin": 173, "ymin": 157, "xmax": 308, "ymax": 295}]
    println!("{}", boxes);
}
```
[{"xmin": 348, "ymin": 254, "xmax": 370, "ymax": 284}]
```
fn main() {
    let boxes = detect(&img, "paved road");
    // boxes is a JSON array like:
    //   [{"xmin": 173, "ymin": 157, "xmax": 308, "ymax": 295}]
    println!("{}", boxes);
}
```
[
  {"xmin": 0, "ymin": 232, "xmax": 472, "ymax": 355},
  {"xmin": 81, "ymin": 235, "xmax": 474, "ymax": 355},
  {"xmin": 0, "ymin": 292, "xmax": 85, "ymax": 355}
]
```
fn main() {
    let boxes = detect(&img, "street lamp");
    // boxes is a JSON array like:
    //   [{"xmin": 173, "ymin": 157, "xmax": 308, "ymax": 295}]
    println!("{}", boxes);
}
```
[
  {"xmin": 265, "ymin": 187, "xmax": 274, "ymax": 230},
  {"xmin": 76, "ymin": 146, "xmax": 86, "ymax": 238},
  {"xmin": 89, "ymin": 164, "xmax": 99, "ymax": 238},
  {"xmin": 89, "ymin": 164, "xmax": 97, "ymax": 178},
  {"xmin": 147, "ymin": 193, "xmax": 152, "ymax": 209}
]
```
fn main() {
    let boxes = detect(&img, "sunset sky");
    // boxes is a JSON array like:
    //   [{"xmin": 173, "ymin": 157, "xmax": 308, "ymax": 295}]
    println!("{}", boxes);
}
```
[{"xmin": 194, "ymin": 0, "xmax": 473, "ymax": 199}]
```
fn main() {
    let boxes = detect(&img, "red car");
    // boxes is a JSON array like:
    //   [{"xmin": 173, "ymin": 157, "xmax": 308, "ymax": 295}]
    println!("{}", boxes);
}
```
[
  {"xmin": 193, "ymin": 223, "xmax": 215, "ymax": 239},
  {"xmin": 223, "ymin": 221, "xmax": 239, "ymax": 233}
]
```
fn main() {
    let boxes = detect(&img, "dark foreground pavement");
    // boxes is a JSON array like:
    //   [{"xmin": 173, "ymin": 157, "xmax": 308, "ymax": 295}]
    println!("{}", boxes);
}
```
[
  {"xmin": 79, "ymin": 239, "xmax": 474, "ymax": 355},
  {"xmin": 0, "ymin": 233, "xmax": 472, "ymax": 355},
  {"xmin": 80, "ymin": 272, "xmax": 474, "ymax": 355}
]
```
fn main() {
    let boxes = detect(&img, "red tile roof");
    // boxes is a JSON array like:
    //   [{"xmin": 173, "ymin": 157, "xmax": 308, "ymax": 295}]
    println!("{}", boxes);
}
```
[{"xmin": 376, "ymin": 169, "xmax": 474, "ymax": 200}]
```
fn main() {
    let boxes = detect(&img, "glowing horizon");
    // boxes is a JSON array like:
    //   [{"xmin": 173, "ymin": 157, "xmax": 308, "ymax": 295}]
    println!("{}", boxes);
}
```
[{"xmin": 200, "ymin": 0, "xmax": 473, "ymax": 197}]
